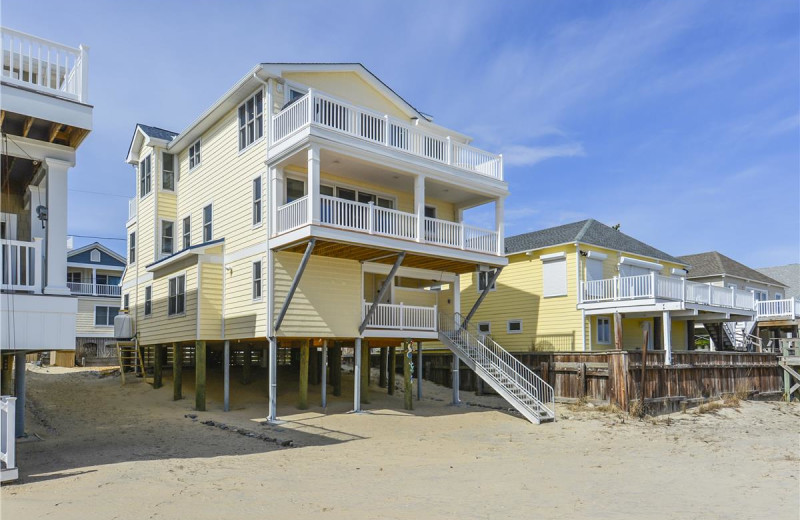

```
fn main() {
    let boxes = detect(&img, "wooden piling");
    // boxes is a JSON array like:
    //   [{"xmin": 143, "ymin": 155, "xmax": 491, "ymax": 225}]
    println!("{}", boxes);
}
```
[
  {"xmin": 299, "ymin": 342, "xmax": 309, "ymax": 410},
  {"xmin": 403, "ymin": 344, "xmax": 413, "ymax": 410},
  {"xmin": 361, "ymin": 342, "xmax": 370, "ymax": 404},
  {"xmin": 153, "ymin": 345, "xmax": 163, "ymax": 389},
  {"xmin": 195, "ymin": 341, "xmax": 206, "ymax": 411},
  {"xmin": 379, "ymin": 347, "xmax": 388, "ymax": 388},
  {"xmin": 172, "ymin": 343, "xmax": 182, "ymax": 401},
  {"xmin": 387, "ymin": 346, "xmax": 396, "ymax": 395},
  {"xmin": 607, "ymin": 350, "xmax": 629, "ymax": 411}
]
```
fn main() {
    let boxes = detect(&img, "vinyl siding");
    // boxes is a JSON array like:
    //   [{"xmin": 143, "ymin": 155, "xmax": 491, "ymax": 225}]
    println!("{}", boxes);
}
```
[
  {"xmin": 76, "ymin": 297, "xmax": 119, "ymax": 337},
  {"xmin": 198, "ymin": 260, "xmax": 223, "ymax": 339},
  {"xmin": 133, "ymin": 259, "xmax": 198, "ymax": 345},
  {"xmin": 223, "ymin": 254, "xmax": 267, "ymax": 340}
]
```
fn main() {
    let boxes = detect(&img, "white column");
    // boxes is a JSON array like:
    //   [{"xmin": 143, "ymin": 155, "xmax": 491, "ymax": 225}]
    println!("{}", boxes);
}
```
[
  {"xmin": 307, "ymin": 146, "xmax": 320, "ymax": 225},
  {"xmin": 269, "ymin": 167, "xmax": 279, "ymax": 236},
  {"xmin": 414, "ymin": 175, "xmax": 425, "ymax": 242},
  {"xmin": 92, "ymin": 267, "xmax": 97, "ymax": 295},
  {"xmin": 43, "ymin": 158, "xmax": 71, "ymax": 295},
  {"xmin": 662, "ymin": 310, "xmax": 672, "ymax": 366},
  {"xmin": 268, "ymin": 336, "xmax": 278, "ymax": 422},
  {"xmin": 353, "ymin": 337, "xmax": 362, "ymax": 412},
  {"xmin": 495, "ymin": 197, "xmax": 505, "ymax": 256},
  {"xmin": 223, "ymin": 340, "xmax": 230, "ymax": 412}
]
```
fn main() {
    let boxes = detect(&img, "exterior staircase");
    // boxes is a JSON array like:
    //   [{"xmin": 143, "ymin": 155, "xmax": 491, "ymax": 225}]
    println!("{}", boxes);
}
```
[{"xmin": 438, "ymin": 312, "xmax": 555, "ymax": 424}]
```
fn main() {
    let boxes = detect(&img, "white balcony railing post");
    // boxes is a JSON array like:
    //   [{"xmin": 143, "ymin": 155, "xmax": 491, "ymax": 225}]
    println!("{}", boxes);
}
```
[
  {"xmin": 384, "ymin": 115, "xmax": 390, "ymax": 146},
  {"xmin": 399, "ymin": 302, "xmax": 404, "ymax": 330},
  {"xmin": 681, "ymin": 277, "xmax": 686, "ymax": 304},
  {"xmin": 307, "ymin": 88, "xmax": 315, "ymax": 124},
  {"xmin": 78, "ymin": 44, "xmax": 89, "ymax": 103},
  {"xmin": 650, "ymin": 271, "xmax": 656, "ymax": 298},
  {"xmin": 446, "ymin": 136, "xmax": 452, "ymax": 165},
  {"xmin": 613, "ymin": 276, "xmax": 619, "ymax": 301},
  {"xmin": 367, "ymin": 201, "xmax": 374, "ymax": 234}
]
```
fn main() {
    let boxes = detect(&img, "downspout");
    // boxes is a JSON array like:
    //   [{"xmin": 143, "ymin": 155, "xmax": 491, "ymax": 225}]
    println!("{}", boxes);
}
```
[{"xmin": 576, "ymin": 242, "xmax": 585, "ymax": 351}]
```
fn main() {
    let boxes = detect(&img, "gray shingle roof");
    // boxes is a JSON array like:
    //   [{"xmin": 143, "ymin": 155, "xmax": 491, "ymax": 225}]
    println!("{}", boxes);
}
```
[
  {"xmin": 677, "ymin": 252, "xmax": 787, "ymax": 287},
  {"xmin": 505, "ymin": 219, "xmax": 684, "ymax": 264},
  {"xmin": 756, "ymin": 264, "xmax": 800, "ymax": 298},
  {"xmin": 137, "ymin": 124, "xmax": 178, "ymax": 141}
]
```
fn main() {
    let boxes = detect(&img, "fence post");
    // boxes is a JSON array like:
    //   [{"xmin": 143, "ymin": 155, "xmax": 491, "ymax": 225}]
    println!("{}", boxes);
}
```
[{"xmin": 607, "ymin": 351, "xmax": 630, "ymax": 411}]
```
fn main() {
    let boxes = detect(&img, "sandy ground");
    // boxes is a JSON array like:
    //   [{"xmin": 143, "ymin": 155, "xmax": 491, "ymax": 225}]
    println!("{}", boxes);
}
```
[{"xmin": 1, "ymin": 363, "xmax": 798, "ymax": 520}]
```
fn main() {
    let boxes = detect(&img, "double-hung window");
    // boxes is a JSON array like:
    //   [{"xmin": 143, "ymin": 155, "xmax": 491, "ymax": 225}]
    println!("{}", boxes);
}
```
[
  {"xmin": 189, "ymin": 140, "xmax": 201, "ymax": 170},
  {"xmin": 144, "ymin": 286, "xmax": 152, "ymax": 316},
  {"xmin": 162, "ymin": 153, "xmax": 175, "ymax": 191},
  {"xmin": 252, "ymin": 177, "xmax": 262, "ymax": 226},
  {"xmin": 168, "ymin": 275, "xmax": 186, "ymax": 316},
  {"xmin": 597, "ymin": 317, "xmax": 611, "ymax": 344},
  {"xmin": 203, "ymin": 205, "xmax": 213, "ymax": 242},
  {"xmin": 95, "ymin": 306, "xmax": 120, "ymax": 327},
  {"xmin": 129, "ymin": 232, "xmax": 136, "ymax": 264},
  {"xmin": 253, "ymin": 260, "xmax": 262, "ymax": 300},
  {"xmin": 238, "ymin": 91, "xmax": 264, "ymax": 150},
  {"xmin": 161, "ymin": 220, "xmax": 174, "ymax": 256},
  {"xmin": 123, "ymin": 294, "xmax": 129, "ymax": 311},
  {"xmin": 182, "ymin": 216, "xmax": 191, "ymax": 250},
  {"xmin": 139, "ymin": 155, "xmax": 152, "ymax": 197},
  {"xmin": 67, "ymin": 272, "xmax": 82, "ymax": 283}
]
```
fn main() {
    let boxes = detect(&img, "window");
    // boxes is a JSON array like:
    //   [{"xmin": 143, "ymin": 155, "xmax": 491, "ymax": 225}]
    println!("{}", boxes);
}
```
[
  {"xmin": 189, "ymin": 140, "xmax": 201, "ymax": 170},
  {"xmin": 182, "ymin": 216, "xmax": 191, "ymax": 250},
  {"xmin": 775, "ymin": 293, "xmax": 783, "ymax": 300},
  {"xmin": 542, "ymin": 256, "xmax": 567, "ymax": 297},
  {"xmin": 129, "ymin": 232, "xmax": 136, "ymax": 264},
  {"xmin": 90, "ymin": 249, "xmax": 101, "ymax": 263},
  {"xmin": 95, "ymin": 306, "xmax": 120, "ymax": 327},
  {"xmin": 286, "ymin": 178, "xmax": 305, "ymax": 202},
  {"xmin": 507, "ymin": 320, "xmax": 522, "ymax": 334},
  {"xmin": 144, "ymin": 286, "xmax": 152, "ymax": 316},
  {"xmin": 123, "ymin": 294, "xmax": 129, "ymax": 311},
  {"xmin": 96, "ymin": 274, "xmax": 108, "ymax": 285},
  {"xmin": 67, "ymin": 272, "xmax": 82, "ymax": 283},
  {"xmin": 477, "ymin": 322, "xmax": 491, "ymax": 335},
  {"xmin": 168, "ymin": 275, "xmax": 185, "ymax": 316},
  {"xmin": 238, "ymin": 91, "xmax": 264, "ymax": 150},
  {"xmin": 252, "ymin": 177, "xmax": 262, "ymax": 226},
  {"xmin": 162, "ymin": 152, "xmax": 175, "ymax": 190},
  {"xmin": 749, "ymin": 288, "xmax": 768, "ymax": 302},
  {"xmin": 477, "ymin": 271, "xmax": 496, "ymax": 292},
  {"xmin": 252, "ymin": 260, "xmax": 262, "ymax": 300},
  {"xmin": 139, "ymin": 154, "xmax": 152, "ymax": 197},
  {"xmin": 585, "ymin": 258, "xmax": 603, "ymax": 282},
  {"xmin": 203, "ymin": 205, "xmax": 213, "ymax": 242},
  {"xmin": 597, "ymin": 317, "xmax": 611, "ymax": 344},
  {"xmin": 161, "ymin": 220, "xmax": 174, "ymax": 256}
]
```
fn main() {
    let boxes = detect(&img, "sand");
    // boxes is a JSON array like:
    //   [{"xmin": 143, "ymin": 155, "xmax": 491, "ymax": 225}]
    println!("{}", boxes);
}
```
[{"xmin": 1, "ymin": 363, "xmax": 798, "ymax": 519}]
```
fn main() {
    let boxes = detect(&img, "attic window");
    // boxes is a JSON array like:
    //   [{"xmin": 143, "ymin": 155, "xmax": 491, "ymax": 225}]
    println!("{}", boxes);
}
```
[{"xmin": 90, "ymin": 249, "xmax": 101, "ymax": 262}]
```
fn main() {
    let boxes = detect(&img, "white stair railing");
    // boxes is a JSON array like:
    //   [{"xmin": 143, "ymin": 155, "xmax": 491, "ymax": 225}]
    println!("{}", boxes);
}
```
[{"xmin": 438, "ymin": 312, "xmax": 555, "ymax": 424}]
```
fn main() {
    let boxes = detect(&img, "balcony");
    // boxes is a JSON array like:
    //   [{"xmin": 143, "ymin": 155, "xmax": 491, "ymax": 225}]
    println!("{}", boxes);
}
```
[
  {"xmin": 580, "ymin": 274, "xmax": 756, "ymax": 312},
  {"xmin": 67, "ymin": 282, "xmax": 121, "ymax": 297},
  {"xmin": 271, "ymin": 89, "xmax": 503, "ymax": 181},
  {"xmin": 275, "ymin": 194, "xmax": 500, "ymax": 256},
  {"xmin": 1, "ymin": 27, "xmax": 88, "ymax": 104},
  {"xmin": 362, "ymin": 301, "xmax": 437, "ymax": 332},
  {"xmin": 1, "ymin": 239, "xmax": 42, "ymax": 293},
  {"xmin": 755, "ymin": 299, "xmax": 799, "ymax": 321}
]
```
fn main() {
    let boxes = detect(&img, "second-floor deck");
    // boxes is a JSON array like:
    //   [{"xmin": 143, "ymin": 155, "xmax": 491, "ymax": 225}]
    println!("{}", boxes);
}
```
[
  {"xmin": 67, "ymin": 282, "xmax": 121, "ymax": 297},
  {"xmin": 755, "ymin": 298, "xmax": 800, "ymax": 321}
]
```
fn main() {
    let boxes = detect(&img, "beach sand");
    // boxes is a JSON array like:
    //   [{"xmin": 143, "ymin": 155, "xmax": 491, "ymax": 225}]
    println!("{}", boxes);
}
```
[{"xmin": 1, "ymin": 363, "xmax": 798, "ymax": 519}]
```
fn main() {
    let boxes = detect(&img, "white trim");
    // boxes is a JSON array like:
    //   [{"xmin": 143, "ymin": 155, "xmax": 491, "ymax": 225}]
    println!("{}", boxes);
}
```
[
  {"xmin": 252, "ymin": 258, "xmax": 263, "ymax": 301},
  {"xmin": 585, "ymin": 251, "xmax": 607, "ymax": 260},
  {"xmin": 143, "ymin": 285, "xmax": 153, "ymax": 317},
  {"xmin": 189, "ymin": 139, "xmax": 202, "ymax": 171},
  {"xmin": 671, "ymin": 268, "xmax": 688, "ymax": 276},
  {"xmin": 67, "ymin": 262, "xmax": 124, "ymax": 271},
  {"xmin": 160, "ymin": 150, "xmax": 176, "ymax": 192},
  {"xmin": 181, "ymin": 214, "xmax": 192, "ymax": 250},
  {"xmin": 476, "ymin": 271, "xmax": 497, "ymax": 293},
  {"xmin": 283, "ymin": 169, "xmax": 399, "ymax": 209},
  {"xmin": 237, "ymin": 87, "xmax": 266, "ymax": 154},
  {"xmin": 619, "ymin": 256, "xmax": 663, "ymax": 271},
  {"xmin": 167, "ymin": 271, "xmax": 188, "ymax": 318},
  {"xmin": 506, "ymin": 319, "xmax": 522, "ymax": 334},
  {"xmin": 93, "ymin": 303, "xmax": 120, "ymax": 327},
  {"xmin": 158, "ymin": 218, "xmax": 176, "ymax": 258},
  {"xmin": 596, "ymin": 316, "xmax": 611, "ymax": 344},
  {"xmin": 477, "ymin": 321, "xmax": 491, "ymax": 335},
  {"xmin": 252, "ymin": 172, "xmax": 264, "ymax": 228},
  {"xmin": 540, "ymin": 251, "xmax": 567, "ymax": 261},
  {"xmin": 202, "ymin": 201, "xmax": 214, "ymax": 242}
]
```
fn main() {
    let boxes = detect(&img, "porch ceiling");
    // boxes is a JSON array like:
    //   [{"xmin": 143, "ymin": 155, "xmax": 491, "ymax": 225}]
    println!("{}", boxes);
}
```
[{"xmin": 278, "ymin": 238, "xmax": 485, "ymax": 274}]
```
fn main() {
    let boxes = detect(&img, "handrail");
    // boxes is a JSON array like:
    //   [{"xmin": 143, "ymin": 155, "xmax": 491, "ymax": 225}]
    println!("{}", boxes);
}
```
[{"xmin": 361, "ymin": 301, "xmax": 436, "ymax": 331}]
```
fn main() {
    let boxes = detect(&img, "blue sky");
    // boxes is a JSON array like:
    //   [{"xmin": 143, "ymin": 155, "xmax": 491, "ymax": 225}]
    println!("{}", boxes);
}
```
[{"xmin": 4, "ymin": 0, "xmax": 799, "ymax": 267}]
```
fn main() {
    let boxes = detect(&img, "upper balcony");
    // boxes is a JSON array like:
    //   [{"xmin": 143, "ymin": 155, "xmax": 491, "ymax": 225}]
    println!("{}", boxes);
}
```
[
  {"xmin": 755, "ymin": 299, "xmax": 799, "ymax": 322},
  {"xmin": 269, "ymin": 89, "xmax": 503, "ymax": 183}
]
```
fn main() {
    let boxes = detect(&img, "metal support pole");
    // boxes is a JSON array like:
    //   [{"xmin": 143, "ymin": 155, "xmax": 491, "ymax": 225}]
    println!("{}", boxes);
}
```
[
  {"xmin": 268, "ymin": 336, "xmax": 278, "ymax": 422},
  {"xmin": 223, "ymin": 340, "xmax": 230, "ymax": 412},
  {"xmin": 353, "ymin": 338, "xmax": 362, "ymax": 412},
  {"xmin": 14, "ymin": 352, "xmax": 25, "ymax": 437},
  {"xmin": 321, "ymin": 341, "xmax": 328, "ymax": 409},
  {"xmin": 452, "ymin": 353, "xmax": 460, "ymax": 405}
]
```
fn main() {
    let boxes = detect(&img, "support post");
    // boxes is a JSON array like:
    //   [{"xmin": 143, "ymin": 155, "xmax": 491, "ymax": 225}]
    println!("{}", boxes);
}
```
[
  {"xmin": 387, "ymin": 345, "xmax": 396, "ymax": 395},
  {"xmin": 452, "ymin": 353, "xmax": 460, "ymax": 405},
  {"xmin": 332, "ymin": 342, "xmax": 342, "ymax": 397},
  {"xmin": 416, "ymin": 341, "xmax": 423, "ymax": 400},
  {"xmin": 614, "ymin": 311, "xmax": 622, "ymax": 350},
  {"xmin": 2, "ymin": 355, "xmax": 14, "ymax": 395},
  {"xmin": 195, "ymin": 341, "xmax": 206, "ymax": 411},
  {"xmin": 662, "ymin": 311, "xmax": 672, "ymax": 366},
  {"xmin": 495, "ymin": 197, "xmax": 504, "ymax": 256},
  {"xmin": 242, "ymin": 344, "xmax": 252, "ymax": 385},
  {"xmin": 414, "ymin": 175, "xmax": 425, "ymax": 242},
  {"xmin": 359, "ymin": 253, "xmax": 405, "ymax": 334},
  {"xmin": 223, "ymin": 340, "xmax": 230, "ymax": 412},
  {"xmin": 462, "ymin": 267, "xmax": 503, "ymax": 327},
  {"xmin": 404, "ymin": 344, "xmax": 413, "ymax": 411},
  {"xmin": 379, "ymin": 347, "xmax": 388, "ymax": 388},
  {"xmin": 43, "ymin": 158, "xmax": 72, "ymax": 295},
  {"xmin": 309, "ymin": 345, "xmax": 318, "ymax": 385},
  {"xmin": 153, "ymin": 344, "xmax": 163, "ymax": 389},
  {"xmin": 321, "ymin": 341, "xmax": 328, "ymax": 408},
  {"xmin": 172, "ymin": 343, "xmax": 183, "ymax": 401},
  {"xmin": 308, "ymin": 145, "xmax": 320, "ymax": 225},
  {"xmin": 353, "ymin": 338, "xmax": 362, "ymax": 412},
  {"xmin": 299, "ymin": 341, "xmax": 309, "ymax": 410},
  {"xmin": 361, "ymin": 341, "xmax": 370, "ymax": 404},
  {"xmin": 274, "ymin": 239, "xmax": 316, "ymax": 332},
  {"xmin": 268, "ymin": 336, "xmax": 278, "ymax": 422},
  {"xmin": 13, "ymin": 351, "xmax": 25, "ymax": 437}
]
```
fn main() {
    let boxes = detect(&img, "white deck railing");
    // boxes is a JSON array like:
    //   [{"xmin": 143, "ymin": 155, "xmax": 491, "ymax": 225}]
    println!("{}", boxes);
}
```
[
  {"xmin": 67, "ymin": 282, "xmax": 121, "ymax": 297},
  {"xmin": 756, "ymin": 299, "xmax": 799, "ymax": 320},
  {"xmin": 274, "ymin": 195, "xmax": 498, "ymax": 255},
  {"xmin": 128, "ymin": 198, "xmax": 137, "ymax": 221},
  {"xmin": 581, "ymin": 273, "xmax": 755, "ymax": 311},
  {"xmin": 0, "ymin": 396, "xmax": 16, "ymax": 482},
  {"xmin": 362, "ymin": 301, "xmax": 437, "ymax": 331},
  {"xmin": 0, "ymin": 27, "xmax": 88, "ymax": 103},
  {"xmin": 270, "ymin": 89, "xmax": 503, "ymax": 180},
  {"xmin": 1, "ymin": 238, "xmax": 42, "ymax": 292}
]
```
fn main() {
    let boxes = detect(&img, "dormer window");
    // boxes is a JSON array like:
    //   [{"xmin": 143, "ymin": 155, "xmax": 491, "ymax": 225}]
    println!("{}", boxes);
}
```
[
  {"xmin": 189, "ymin": 140, "xmax": 201, "ymax": 170},
  {"xmin": 90, "ymin": 249, "xmax": 101, "ymax": 262},
  {"xmin": 238, "ymin": 91, "xmax": 264, "ymax": 150},
  {"xmin": 139, "ymin": 154, "xmax": 152, "ymax": 197}
]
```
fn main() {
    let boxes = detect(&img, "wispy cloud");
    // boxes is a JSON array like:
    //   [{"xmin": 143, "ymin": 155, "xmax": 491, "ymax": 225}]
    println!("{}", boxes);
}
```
[{"xmin": 502, "ymin": 143, "xmax": 585, "ymax": 167}]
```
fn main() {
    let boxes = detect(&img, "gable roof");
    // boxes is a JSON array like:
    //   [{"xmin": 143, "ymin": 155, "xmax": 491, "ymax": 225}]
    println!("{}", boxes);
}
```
[
  {"xmin": 126, "ymin": 123, "xmax": 179, "ymax": 163},
  {"xmin": 67, "ymin": 241, "xmax": 126, "ymax": 266},
  {"xmin": 505, "ymin": 219, "xmax": 684, "ymax": 265},
  {"xmin": 757, "ymin": 264, "xmax": 800, "ymax": 298},
  {"xmin": 137, "ymin": 124, "xmax": 179, "ymax": 141},
  {"xmin": 677, "ymin": 252, "xmax": 787, "ymax": 287}
]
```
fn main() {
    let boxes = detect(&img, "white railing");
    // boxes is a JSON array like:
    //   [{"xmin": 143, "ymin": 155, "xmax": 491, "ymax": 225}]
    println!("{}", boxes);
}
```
[
  {"xmin": 1, "ymin": 238, "xmax": 42, "ymax": 292},
  {"xmin": 373, "ymin": 204, "xmax": 418, "ymax": 240},
  {"xmin": 274, "ymin": 195, "xmax": 309, "ymax": 235},
  {"xmin": 270, "ymin": 89, "xmax": 503, "ymax": 180},
  {"xmin": 362, "ymin": 301, "xmax": 437, "ymax": 331},
  {"xmin": 581, "ymin": 273, "xmax": 755, "ymax": 311},
  {"xmin": 463, "ymin": 224, "xmax": 499, "ymax": 254},
  {"xmin": 67, "ymin": 282, "xmax": 121, "ymax": 297},
  {"xmin": 756, "ymin": 298, "xmax": 799, "ymax": 320},
  {"xmin": 0, "ymin": 396, "xmax": 16, "ymax": 482},
  {"xmin": 0, "ymin": 27, "xmax": 88, "ymax": 103},
  {"xmin": 424, "ymin": 216, "xmax": 461, "ymax": 248},
  {"xmin": 128, "ymin": 198, "xmax": 137, "ymax": 221}
]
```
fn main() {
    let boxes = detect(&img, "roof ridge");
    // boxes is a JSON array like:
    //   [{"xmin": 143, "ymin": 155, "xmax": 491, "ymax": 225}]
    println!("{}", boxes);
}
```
[{"xmin": 574, "ymin": 219, "xmax": 594, "ymax": 242}]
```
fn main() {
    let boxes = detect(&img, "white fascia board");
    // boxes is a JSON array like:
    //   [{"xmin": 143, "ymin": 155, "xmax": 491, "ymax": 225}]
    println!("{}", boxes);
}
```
[
  {"xmin": 67, "ymin": 262, "xmax": 125, "ymax": 271},
  {"xmin": 540, "ymin": 252, "xmax": 567, "ymax": 261},
  {"xmin": 0, "ymin": 134, "xmax": 75, "ymax": 164},
  {"xmin": 619, "ymin": 256, "xmax": 663, "ymax": 271},
  {"xmin": 0, "ymin": 83, "xmax": 92, "ymax": 130}
]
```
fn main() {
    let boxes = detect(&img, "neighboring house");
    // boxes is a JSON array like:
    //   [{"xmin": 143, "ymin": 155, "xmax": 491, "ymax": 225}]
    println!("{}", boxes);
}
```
[
  {"xmin": 460, "ymin": 220, "xmax": 756, "ymax": 361},
  {"xmin": 67, "ymin": 242, "xmax": 125, "ymax": 364},
  {"xmin": 678, "ymin": 252, "xmax": 797, "ymax": 349},
  {"xmin": 757, "ymin": 264, "xmax": 800, "ymax": 300},
  {"xmin": 122, "ymin": 63, "xmax": 519, "ymax": 420},
  {"xmin": 0, "ymin": 26, "xmax": 92, "ymax": 477}
]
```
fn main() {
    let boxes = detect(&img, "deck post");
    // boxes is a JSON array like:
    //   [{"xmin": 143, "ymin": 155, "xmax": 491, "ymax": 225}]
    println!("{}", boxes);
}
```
[
  {"xmin": 416, "ymin": 341, "xmax": 423, "ymax": 400},
  {"xmin": 13, "ymin": 351, "xmax": 25, "ymax": 437},
  {"xmin": 242, "ymin": 344, "xmax": 252, "ymax": 385},
  {"xmin": 662, "ymin": 311, "xmax": 672, "ymax": 366},
  {"xmin": 379, "ymin": 347, "xmax": 388, "ymax": 388},
  {"xmin": 332, "ymin": 342, "xmax": 342, "ymax": 397},
  {"xmin": 268, "ymin": 336, "xmax": 278, "ymax": 422},
  {"xmin": 299, "ymin": 341, "xmax": 309, "ymax": 410},
  {"xmin": 321, "ymin": 341, "xmax": 328, "ymax": 408},
  {"xmin": 353, "ymin": 338, "xmax": 362, "ymax": 412},
  {"xmin": 223, "ymin": 340, "xmax": 230, "ymax": 412},
  {"xmin": 404, "ymin": 344, "xmax": 413, "ymax": 410},
  {"xmin": 452, "ymin": 353, "xmax": 461, "ymax": 405},
  {"xmin": 2, "ymin": 355, "xmax": 14, "ymax": 395},
  {"xmin": 153, "ymin": 344, "xmax": 163, "ymax": 389},
  {"xmin": 172, "ymin": 343, "xmax": 182, "ymax": 401},
  {"xmin": 387, "ymin": 345, "xmax": 396, "ymax": 395},
  {"xmin": 195, "ymin": 341, "xmax": 206, "ymax": 411},
  {"xmin": 361, "ymin": 341, "xmax": 370, "ymax": 404}
]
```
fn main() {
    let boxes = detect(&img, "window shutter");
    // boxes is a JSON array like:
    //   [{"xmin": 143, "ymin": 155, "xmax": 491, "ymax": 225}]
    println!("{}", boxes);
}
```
[
  {"xmin": 542, "ymin": 258, "xmax": 567, "ymax": 297},
  {"xmin": 586, "ymin": 258, "xmax": 603, "ymax": 281}
]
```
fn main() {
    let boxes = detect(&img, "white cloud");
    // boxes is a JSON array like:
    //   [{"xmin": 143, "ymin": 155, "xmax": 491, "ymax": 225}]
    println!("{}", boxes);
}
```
[{"xmin": 502, "ymin": 143, "xmax": 585, "ymax": 166}]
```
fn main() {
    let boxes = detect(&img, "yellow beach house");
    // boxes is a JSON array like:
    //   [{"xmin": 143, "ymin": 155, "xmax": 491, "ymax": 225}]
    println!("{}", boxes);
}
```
[
  {"xmin": 121, "ymin": 63, "xmax": 554, "ymax": 424},
  {"xmin": 460, "ymin": 220, "xmax": 757, "ymax": 363}
]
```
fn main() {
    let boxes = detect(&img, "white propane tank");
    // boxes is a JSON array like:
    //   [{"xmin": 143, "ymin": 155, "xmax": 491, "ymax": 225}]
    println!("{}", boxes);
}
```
[{"xmin": 114, "ymin": 311, "xmax": 135, "ymax": 340}]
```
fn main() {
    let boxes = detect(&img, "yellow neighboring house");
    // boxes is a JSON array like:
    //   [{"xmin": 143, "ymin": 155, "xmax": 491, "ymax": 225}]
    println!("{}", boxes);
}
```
[
  {"xmin": 121, "ymin": 63, "xmax": 556, "ymax": 424},
  {"xmin": 460, "ymin": 219, "xmax": 757, "ymax": 361}
]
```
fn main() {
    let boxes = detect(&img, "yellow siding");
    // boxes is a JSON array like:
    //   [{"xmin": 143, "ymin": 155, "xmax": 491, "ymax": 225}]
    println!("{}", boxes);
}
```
[
  {"xmin": 274, "ymin": 252, "xmax": 361, "ymax": 338},
  {"xmin": 133, "ymin": 260, "xmax": 198, "ymax": 345},
  {"xmin": 198, "ymin": 261, "xmax": 223, "ymax": 339},
  {"xmin": 224, "ymin": 254, "xmax": 267, "ymax": 339},
  {"xmin": 282, "ymin": 71, "xmax": 409, "ymax": 119},
  {"xmin": 76, "ymin": 297, "xmax": 118, "ymax": 337}
]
